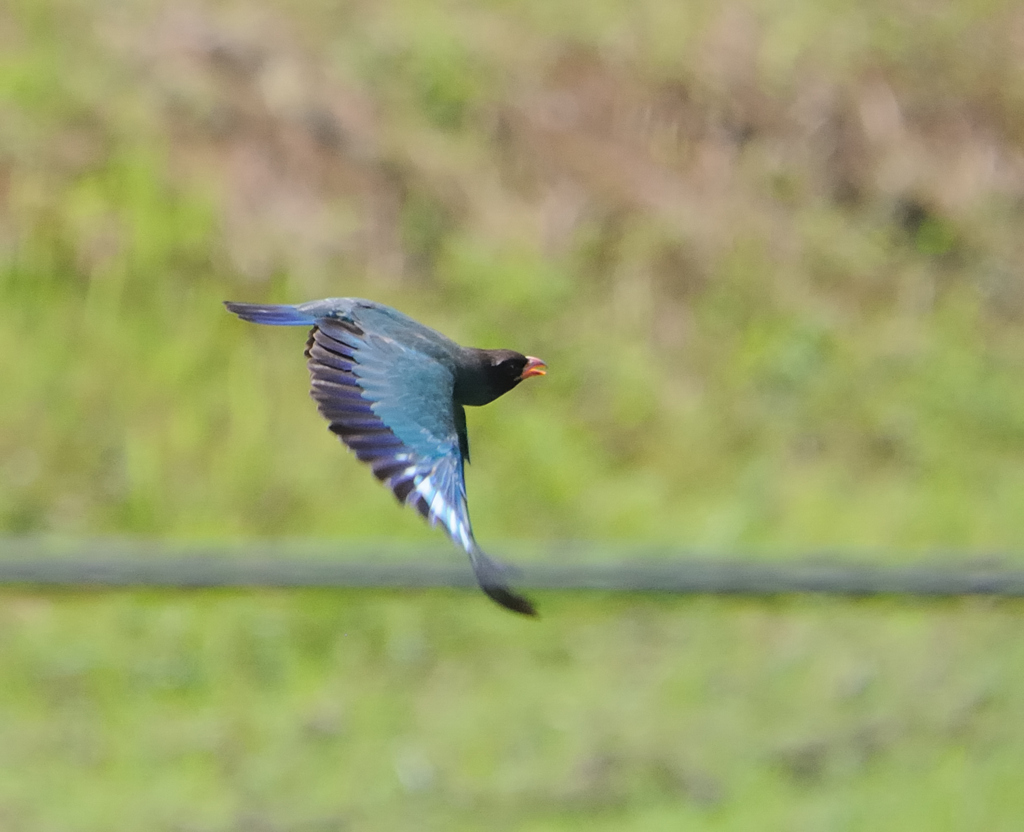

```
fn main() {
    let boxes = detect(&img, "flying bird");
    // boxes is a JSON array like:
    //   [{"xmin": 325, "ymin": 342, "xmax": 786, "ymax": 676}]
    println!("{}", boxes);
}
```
[{"xmin": 224, "ymin": 297, "xmax": 546, "ymax": 615}]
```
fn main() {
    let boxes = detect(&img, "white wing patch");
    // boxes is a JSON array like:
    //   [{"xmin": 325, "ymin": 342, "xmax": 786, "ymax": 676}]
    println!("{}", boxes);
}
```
[{"xmin": 408, "ymin": 459, "xmax": 474, "ymax": 552}]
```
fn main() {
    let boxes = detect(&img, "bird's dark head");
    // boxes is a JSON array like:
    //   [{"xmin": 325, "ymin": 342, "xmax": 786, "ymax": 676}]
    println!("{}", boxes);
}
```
[{"xmin": 456, "ymin": 349, "xmax": 547, "ymax": 406}]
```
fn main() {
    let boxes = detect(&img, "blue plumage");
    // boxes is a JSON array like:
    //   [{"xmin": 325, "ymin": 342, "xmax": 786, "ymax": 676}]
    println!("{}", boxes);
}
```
[
  {"xmin": 224, "ymin": 303, "xmax": 316, "ymax": 326},
  {"xmin": 224, "ymin": 298, "xmax": 546, "ymax": 615}
]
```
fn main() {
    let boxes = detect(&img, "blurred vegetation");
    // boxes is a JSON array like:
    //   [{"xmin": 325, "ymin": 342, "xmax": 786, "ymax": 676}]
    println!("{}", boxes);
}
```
[
  {"xmin": 3, "ymin": 593, "xmax": 1023, "ymax": 831},
  {"xmin": 2, "ymin": 0, "xmax": 1024, "ymax": 828}
]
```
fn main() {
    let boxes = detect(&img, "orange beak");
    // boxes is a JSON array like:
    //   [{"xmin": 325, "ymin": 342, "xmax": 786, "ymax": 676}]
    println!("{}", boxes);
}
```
[{"xmin": 520, "ymin": 356, "xmax": 547, "ymax": 380}]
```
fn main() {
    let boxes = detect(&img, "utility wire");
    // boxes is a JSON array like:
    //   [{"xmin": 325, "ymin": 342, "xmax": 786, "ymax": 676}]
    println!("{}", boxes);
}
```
[{"xmin": 0, "ymin": 541, "xmax": 1022, "ymax": 597}]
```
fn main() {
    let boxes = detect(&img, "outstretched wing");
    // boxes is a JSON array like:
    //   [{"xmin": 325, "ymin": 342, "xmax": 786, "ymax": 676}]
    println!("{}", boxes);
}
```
[{"xmin": 305, "ymin": 320, "xmax": 535, "ymax": 616}]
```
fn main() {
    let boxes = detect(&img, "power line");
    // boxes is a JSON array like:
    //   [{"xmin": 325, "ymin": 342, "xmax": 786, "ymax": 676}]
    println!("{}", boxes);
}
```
[{"xmin": 0, "ymin": 541, "xmax": 1022, "ymax": 597}]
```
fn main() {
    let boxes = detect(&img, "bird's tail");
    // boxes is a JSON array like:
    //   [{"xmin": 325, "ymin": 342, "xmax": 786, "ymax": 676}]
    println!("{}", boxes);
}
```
[
  {"xmin": 223, "ymin": 301, "xmax": 317, "ymax": 326},
  {"xmin": 468, "ymin": 546, "xmax": 537, "ymax": 617}
]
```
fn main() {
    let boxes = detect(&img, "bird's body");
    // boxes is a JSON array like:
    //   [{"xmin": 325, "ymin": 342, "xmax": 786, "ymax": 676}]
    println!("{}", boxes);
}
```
[{"xmin": 224, "ymin": 297, "xmax": 545, "ymax": 615}]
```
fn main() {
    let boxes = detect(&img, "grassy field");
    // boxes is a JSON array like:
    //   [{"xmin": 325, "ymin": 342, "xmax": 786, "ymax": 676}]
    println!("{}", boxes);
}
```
[
  {"xmin": 3, "ymin": 592, "xmax": 1024, "ymax": 831},
  {"xmin": 3, "ymin": 0, "xmax": 1024, "ymax": 828}
]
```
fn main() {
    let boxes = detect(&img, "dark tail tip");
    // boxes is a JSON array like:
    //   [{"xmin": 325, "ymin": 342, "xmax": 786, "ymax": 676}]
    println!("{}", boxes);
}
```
[
  {"xmin": 481, "ymin": 582, "xmax": 538, "ymax": 617},
  {"xmin": 471, "ymin": 549, "xmax": 538, "ymax": 617}
]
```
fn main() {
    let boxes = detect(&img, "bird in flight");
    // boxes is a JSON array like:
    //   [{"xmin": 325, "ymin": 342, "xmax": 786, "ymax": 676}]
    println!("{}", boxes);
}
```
[{"xmin": 224, "ymin": 297, "xmax": 546, "ymax": 615}]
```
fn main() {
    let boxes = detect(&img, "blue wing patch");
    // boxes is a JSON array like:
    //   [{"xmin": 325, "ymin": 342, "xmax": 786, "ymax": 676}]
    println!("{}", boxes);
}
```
[{"xmin": 306, "ymin": 324, "xmax": 475, "ymax": 552}]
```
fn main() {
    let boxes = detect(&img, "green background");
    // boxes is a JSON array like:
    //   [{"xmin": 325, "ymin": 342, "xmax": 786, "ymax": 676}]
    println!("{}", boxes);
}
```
[{"xmin": 2, "ymin": 0, "xmax": 1024, "ymax": 828}]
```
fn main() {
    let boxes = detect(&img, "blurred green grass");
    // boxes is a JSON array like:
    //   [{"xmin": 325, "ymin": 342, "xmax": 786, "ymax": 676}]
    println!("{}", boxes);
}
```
[
  {"xmin": 2, "ymin": 592, "xmax": 1023, "ymax": 831},
  {"xmin": 3, "ymin": 0, "xmax": 1024, "ymax": 828}
]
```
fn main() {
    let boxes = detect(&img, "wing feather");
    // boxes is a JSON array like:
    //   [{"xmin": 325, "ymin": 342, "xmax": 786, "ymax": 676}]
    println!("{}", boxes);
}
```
[{"xmin": 303, "ymin": 324, "xmax": 535, "ymax": 615}]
